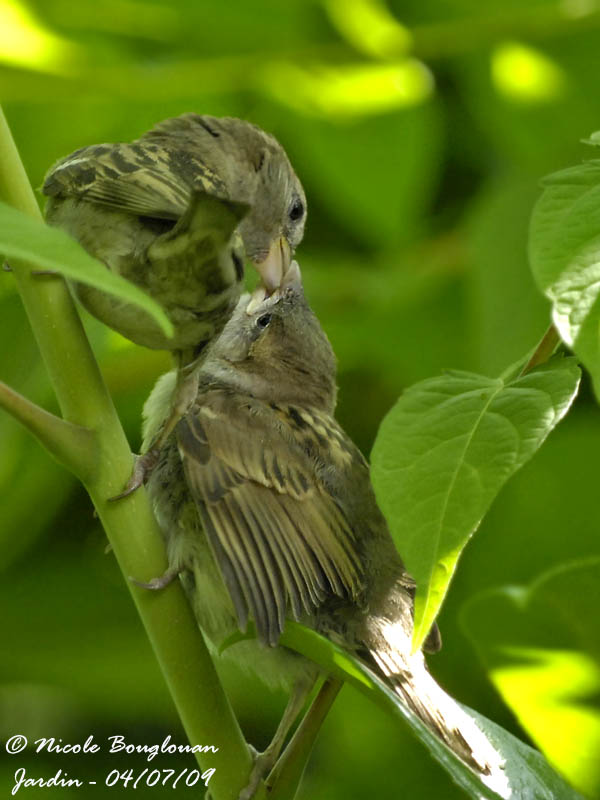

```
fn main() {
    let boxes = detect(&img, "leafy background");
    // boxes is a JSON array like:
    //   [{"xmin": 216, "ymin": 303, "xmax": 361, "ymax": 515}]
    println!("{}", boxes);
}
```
[{"xmin": 1, "ymin": 0, "xmax": 600, "ymax": 797}]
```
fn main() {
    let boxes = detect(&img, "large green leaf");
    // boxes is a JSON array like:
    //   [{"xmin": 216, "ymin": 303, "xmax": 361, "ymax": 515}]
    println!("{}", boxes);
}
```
[
  {"xmin": 370, "ymin": 357, "xmax": 580, "ymax": 651},
  {"xmin": 529, "ymin": 155, "xmax": 600, "ymax": 396},
  {"xmin": 462, "ymin": 559, "xmax": 600, "ymax": 798},
  {"xmin": 0, "ymin": 201, "xmax": 173, "ymax": 338},
  {"xmin": 281, "ymin": 622, "xmax": 584, "ymax": 800}
]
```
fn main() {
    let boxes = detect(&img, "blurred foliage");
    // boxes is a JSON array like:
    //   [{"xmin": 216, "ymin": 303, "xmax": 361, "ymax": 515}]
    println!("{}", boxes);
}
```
[
  {"xmin": 2, "ymin": 0, "xmax": 600, "ymax": 797},
  {"xmin": 463, "ymin": 559, "xmax": 600, "ymax": 798}
]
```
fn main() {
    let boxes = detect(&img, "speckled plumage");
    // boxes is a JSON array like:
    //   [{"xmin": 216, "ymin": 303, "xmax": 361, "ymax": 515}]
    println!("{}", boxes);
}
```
[
  {"xmin": 43, "ymin": 114, "xmax": 306, "ymax": 353},
  {"xmin": 142, "ymin": 266, "xmax": 506, "ymax": 785}
]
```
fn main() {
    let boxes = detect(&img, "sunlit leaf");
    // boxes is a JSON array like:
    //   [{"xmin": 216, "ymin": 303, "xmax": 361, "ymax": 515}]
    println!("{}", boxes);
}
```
[
  {"xmin": 582, "ymin": 130, "xmax": 600, "ymax": 147},
  {"xmin": 462, "ymin": 559, "xmax": 600, "ymax": 797},
  {"xmin": 259, "ymin": 59, "xmax": 433, "ymax": 118},
  {"xmin": 370, "ymin": 358, "xmax": 580, "ymax": 651},
  {"xmin": 491, "ymin": 42, "xmax": 566, "ymax": 104},
  {"xmin": 0, "ymin": 0, "xmax": 82, "ymax": 74},
  {"xmin": 529, "ymin": 152, "xmax": 600, "ymax": 396},
  {"xmin": 0, "ymin": 202, "xmax": 173, "ymax": 339},
  {"xmin": 325, "ymin": 0, "xmax": 411, "ymax": 60}
]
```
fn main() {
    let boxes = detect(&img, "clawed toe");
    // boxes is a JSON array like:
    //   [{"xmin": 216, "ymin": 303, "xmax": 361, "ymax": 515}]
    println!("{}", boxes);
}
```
[
  {"xmin": 109, "ymin": 450, "xmax": 160, "ymax": 501},
  {"xmin": 238, "ymin": 749, "xmax": 275, "ymax": 800},
  {"xmin": 130, "ymin": 567, "xmax": 181, "ymax": 591}
]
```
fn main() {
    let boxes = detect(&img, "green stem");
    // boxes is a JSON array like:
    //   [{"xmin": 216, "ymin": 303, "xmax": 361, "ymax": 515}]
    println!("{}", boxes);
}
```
[
  {"xmin": 520, "ymin": 324, "xmax": 561, "ymax": 376},
  {"xmin": 0, "ymin": 107, "xmax": 113, "ymax": 430},
  {"xmin": 0, "ymin": 380, "xmax": 94, "ymax": 479},
  {"xmin": 0, "ymin": 105, "xmax": 257, "ymax": 800},
  {"xmin": 267, "ymin": 678, "xmax": 343, "ymax": 800},
  {"xmin": 0, "ymin": 108, "xmax": 41, "ymax": 218}
]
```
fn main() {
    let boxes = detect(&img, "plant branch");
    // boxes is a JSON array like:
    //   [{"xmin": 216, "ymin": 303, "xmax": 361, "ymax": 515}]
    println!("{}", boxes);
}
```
[
  {"xmin": 267, "ymin": 677, "xmax": 343, "ymax": 800},
  {"xmin": 0, "ymin": 380, "xmax": 95, "ymax": 478},
  {"xmin": 520, "ymin": 324, "xmax": 561, "ymax": 376},
  {"xmin": 0, "ymin": 107, "xmax": 114, "ymax": 430},
  {"xmin": 0, "ymin": 105, "xmax": 258, "ymax": 800}
]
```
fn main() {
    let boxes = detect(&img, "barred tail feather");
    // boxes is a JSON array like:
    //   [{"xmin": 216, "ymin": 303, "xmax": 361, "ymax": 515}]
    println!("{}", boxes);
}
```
[{"xmin": 368, "ymin": 618, "xmax": 510, "ymax": 798}]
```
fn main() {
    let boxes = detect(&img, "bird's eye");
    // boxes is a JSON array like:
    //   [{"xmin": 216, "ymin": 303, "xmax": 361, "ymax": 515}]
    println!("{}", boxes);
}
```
[
  {"xmin": 138, "ymin": 216, "xmax": 177, "ymax": 235},
  {"xmin": 256, "ymin": 313, "xmax": 272, "ymax": 329},
  {"xmin": 288, "ymin": 199, "xmax": 304, "ymax": 222}
]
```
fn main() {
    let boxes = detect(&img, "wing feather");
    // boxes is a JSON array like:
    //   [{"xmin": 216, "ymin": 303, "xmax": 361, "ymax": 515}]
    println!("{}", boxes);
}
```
[
  {"xmin": 43, "ymin": 140, "xmax": 227, "ymax": 220},
  {"xmin": 194, "ymin": 503, "xmax": 249, "ymax": 630},
  {"xmin": 177, "ymin": 393, "xmax": 365, "ymax": 645},
  {"xmin": 249, "ymin": 497, "xmax": 307, "ymax": 620},
  {"xmin": 230, "ymin": 490, "xmax": 287, "ymax": 634}
]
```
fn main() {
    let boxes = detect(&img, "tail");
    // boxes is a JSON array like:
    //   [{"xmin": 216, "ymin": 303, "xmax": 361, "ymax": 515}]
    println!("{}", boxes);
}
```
[{"xmin": 367, "ymin": 616, "xmax": 509, "ymax": 797}]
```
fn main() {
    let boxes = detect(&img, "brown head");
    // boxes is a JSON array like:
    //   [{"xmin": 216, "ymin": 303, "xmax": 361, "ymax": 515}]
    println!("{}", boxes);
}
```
[
  {"xmin": 202, "ymin": 262, "xmax": 336, "ymax": 413},
  {"xmin": 146, "ymin": 114, "xmax": 307, "ymax": 291}
]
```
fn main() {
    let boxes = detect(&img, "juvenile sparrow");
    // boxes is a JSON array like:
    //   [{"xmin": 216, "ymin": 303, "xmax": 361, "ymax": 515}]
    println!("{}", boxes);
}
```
[
  {"xmin": 141, "ymin": 263, "xmax": 505, "ymax": 796},
  {"xmin": 43, "ymin": 114, "xmax": 306, "ymax": 355}
]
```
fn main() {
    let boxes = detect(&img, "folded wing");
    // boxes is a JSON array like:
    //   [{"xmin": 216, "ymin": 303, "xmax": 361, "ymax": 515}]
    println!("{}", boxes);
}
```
[{"xmin": 176, "ymin": 394, "xmax": 365, "ymax": 646}]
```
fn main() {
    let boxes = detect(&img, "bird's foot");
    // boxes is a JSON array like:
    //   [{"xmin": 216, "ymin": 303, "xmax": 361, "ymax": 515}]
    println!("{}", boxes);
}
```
[
  {"xmin": 130, "ymin": 566, "xmax": 181, "ymax": 591},
  {"xmin": 109, "ymin": 450, "xmax": 160, "ymax": 501},
  {"xmin": 237, "ymin": 678, "xmax": 316, "ymax": 799},
  {"xmin": 238, "ymin": 746, "xmax": 275, "ymax": 800}
]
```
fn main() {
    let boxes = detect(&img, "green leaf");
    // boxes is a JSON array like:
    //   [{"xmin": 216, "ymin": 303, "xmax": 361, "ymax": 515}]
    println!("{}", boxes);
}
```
[
  {"xmin": 0, "ymin": 201, "xmax": 173, "ymax": 338},
  {"xmin": 462, "ymin": 559, "xmax": 600, "ymax": 799},
  {"xmin": 529, "ymin": 157, "xmax": 600, "ymax": 395},
  {"xmin": 370, "ymin": 358, "xmax": 580, "ymax": 652},
  {"xmin": 282, "ymin": 622, "xmax": 584, "ymax": 800}
]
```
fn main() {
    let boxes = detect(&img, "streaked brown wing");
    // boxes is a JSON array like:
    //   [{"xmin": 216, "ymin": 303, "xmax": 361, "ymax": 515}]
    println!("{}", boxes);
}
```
[
  {"xmin": 176, "ymin": 396, "xmax": 364, "ymax": 646},
  {"xmin": 43, "ymin": 141, "xmax": 225, "ymax": 219}
]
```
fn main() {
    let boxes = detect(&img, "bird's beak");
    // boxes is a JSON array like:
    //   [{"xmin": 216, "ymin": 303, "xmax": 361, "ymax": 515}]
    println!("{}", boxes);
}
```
[
  {"xmin": 281, "ymin": 259, "xmax": 301, "ymax": 291},
  {"xmin": 245, "ymin": 261, "xmax": 303, "ymax": 315},
  {"xmin": 253, "ymin": 236, "xmax": 291, "ymax": 293}
]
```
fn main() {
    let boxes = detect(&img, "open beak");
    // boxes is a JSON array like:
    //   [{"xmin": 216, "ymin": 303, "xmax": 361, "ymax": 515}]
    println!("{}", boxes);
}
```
[
  {"xmin": 246, "ymin": 260, "xmax": 302, "ymax": 315},
  {"xmin": 253, "ymin": 236, "xmax": 291, "ymax": 293},
  {"xmin": 280, "ymin": 259, "xmax": 301, "ymax": 291}
]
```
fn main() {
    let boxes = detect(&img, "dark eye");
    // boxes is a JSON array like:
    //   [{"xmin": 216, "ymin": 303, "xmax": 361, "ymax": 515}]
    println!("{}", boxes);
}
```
[
  {"xmin": 256, "ymin": 313, "xmax": 272, "ymax": 329},
  {"xmin": 138, "ymin": 216, "xmax": 177, "ymax": 235},
  {"xmin": 288, "ymin": 199, "xmax": 304, "ymax": 222}
]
